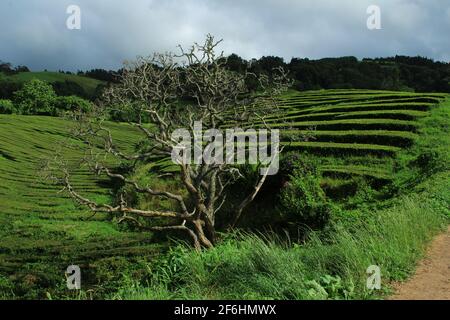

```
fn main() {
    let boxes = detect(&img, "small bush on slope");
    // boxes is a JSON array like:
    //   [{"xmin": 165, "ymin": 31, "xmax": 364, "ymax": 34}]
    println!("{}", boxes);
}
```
[
  {"xmin": 279, "ymin": 157, "xmax": 332, "ymax": 229},
  {"xmin": 0, "ymin": 99, "xmax": 15, "ymax": 114},
  {"xmin": 53, "ymin": 95, "xmax": 93, "ymax": 115}
]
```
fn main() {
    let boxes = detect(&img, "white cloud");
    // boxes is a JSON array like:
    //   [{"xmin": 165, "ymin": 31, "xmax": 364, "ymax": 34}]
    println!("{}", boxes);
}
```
[{"xmin": 0, "ymin": 0, "xmax": 448, "ymax": 70}]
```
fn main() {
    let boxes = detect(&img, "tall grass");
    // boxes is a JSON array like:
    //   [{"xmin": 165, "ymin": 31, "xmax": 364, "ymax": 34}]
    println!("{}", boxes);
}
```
[{"xmin": 109, "ymin": 189, "xmax": 446, "ymax": 300}]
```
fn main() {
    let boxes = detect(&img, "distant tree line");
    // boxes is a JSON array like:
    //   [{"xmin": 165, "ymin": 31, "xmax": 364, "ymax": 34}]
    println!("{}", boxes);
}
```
[
  {"xmin": 76, "ymin": 68, "xmax": 121, "ymax": 83},
  {"xmin": 1, "ymin": 54, "xmax": 449, "ymax": 111},
  {"xmin": 222, "ymin": 54, "xmax": 450, "ymax": 93},
  {"xmin": 0, "ymin": 60, "xmax": 30, "ymax": 75}
]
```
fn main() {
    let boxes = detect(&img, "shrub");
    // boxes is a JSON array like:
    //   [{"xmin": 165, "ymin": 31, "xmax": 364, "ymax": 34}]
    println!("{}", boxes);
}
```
[
  {"xmin": 0, "ymin": 99, "xmax": 15, "ymax": 114},
  {"xmin": 279, "ymin": 151, "xmax": 304, "ymax": 176},
  {"xmin": 13, "ymin": 79, "xmax": 57, "ymax": 115},
  {"xmin": 279, "ymin": 157, "xmax": 332, "ymax": 229},
  {"xmin": 411, "ymin": 150, "xmax": 447, "ymax": 177},
  {"xmin": 0, "ymin": 275, "xmax": 15, "ymax": 299},
  {"xmin": 53, "ymin": 95, "xmax": 93, "ymax": 115}
]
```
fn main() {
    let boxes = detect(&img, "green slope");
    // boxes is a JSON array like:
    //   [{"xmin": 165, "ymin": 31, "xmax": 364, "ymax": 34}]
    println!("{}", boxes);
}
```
[
  {"xmin": 2, "ymin": 72, "xmax": 105, "ymax": 97},
  {"xmin": 0, "ymin": 89, "xmax": 448, "ymax": 298},
  {"xmin": 0, "ymin": 115, "xmax": 163, "ymax": 298},
  {"xmin": 270, "ymin": 90, "xmax": 447, "ymax": 195}
]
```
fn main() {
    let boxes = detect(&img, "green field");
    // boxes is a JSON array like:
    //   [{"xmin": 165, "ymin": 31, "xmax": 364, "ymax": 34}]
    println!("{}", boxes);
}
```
[
  {"xmin": 0, "ymin": 115, "xmax": 164, "ymax": 298},
  {"xmin": 0, "ymin": 89, "xmax": 448, "ymax": 299},
  {"xmin": 1, "ymin": 72, "xmax": 104, "ymax": 97}
]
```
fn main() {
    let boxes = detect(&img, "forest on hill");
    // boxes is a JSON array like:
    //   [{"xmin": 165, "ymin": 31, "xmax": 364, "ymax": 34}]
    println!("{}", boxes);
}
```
[{"xmin": 2, "ymin": 55, "xmax": 449, "ymax": 105}]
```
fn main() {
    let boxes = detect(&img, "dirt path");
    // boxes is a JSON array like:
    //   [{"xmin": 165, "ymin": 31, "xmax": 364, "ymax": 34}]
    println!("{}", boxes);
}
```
[{"xmin": 389, "ymin": 225, "xmax": 450, "ymax": 300}]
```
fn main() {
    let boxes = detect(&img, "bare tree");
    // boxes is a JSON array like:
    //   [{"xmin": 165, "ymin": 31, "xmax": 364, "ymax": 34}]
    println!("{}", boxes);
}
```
[{"xmin": 45, "ymin": 35, "xmax": 290, "ymax": 250}]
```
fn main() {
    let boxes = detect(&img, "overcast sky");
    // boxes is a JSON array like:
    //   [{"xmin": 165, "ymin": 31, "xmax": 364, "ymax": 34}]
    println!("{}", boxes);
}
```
[{"xmin": 1, "ymin": 0, "xmax": 449, "ymax": 71}]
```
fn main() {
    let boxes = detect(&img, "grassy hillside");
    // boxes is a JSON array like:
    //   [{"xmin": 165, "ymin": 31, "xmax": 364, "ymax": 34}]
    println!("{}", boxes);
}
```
[
  {"xmin": 162, "ymin": 89, "xmax": 447, "ymax": 200},
  {"xmin": 109, "ymin": 93, "xmax": 450, "ymax": 300},
  {"xmin": 1, "ymin": 72, "xmax": 104, "ymax": 97},
  {"xmin": 0, "ymin": 115, "xmax": 163, "ymax": 298},
  {"xmin": 0, "ymin": 89, "xmax": 448, "ymax": 299},
  {"xmin": 272, "ymin": 90, "xmax": 446, "ymax": 198}
]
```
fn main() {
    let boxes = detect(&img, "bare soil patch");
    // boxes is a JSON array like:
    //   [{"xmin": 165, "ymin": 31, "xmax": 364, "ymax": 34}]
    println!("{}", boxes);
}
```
[{"xmin": 390, "ymin": 225, "xmax": 450, "ymax": 300}]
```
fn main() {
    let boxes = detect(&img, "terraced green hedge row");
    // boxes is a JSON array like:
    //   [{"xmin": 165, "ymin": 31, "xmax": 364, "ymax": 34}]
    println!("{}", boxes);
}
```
[
  {"xmin": 280, "ymin": 130, "xmax": 417, "ymax": 147},
  {"xmin": 256, "ymin": 110, "xmax": 428, "ymax": 124},
  {"xmin": 0, "ymin": 115, "xmax": 148, "ymax": 283},
  {"xmin": 247, "ymin": 90, "xmax": 444, "ymax": 181}
]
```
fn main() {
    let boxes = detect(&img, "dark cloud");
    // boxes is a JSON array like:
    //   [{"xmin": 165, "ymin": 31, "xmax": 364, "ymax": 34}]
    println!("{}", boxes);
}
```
[{"xmin": 0, "ymin": 0, "xmax": 448, "ymax": 71}]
